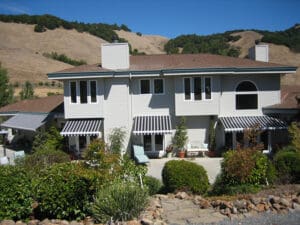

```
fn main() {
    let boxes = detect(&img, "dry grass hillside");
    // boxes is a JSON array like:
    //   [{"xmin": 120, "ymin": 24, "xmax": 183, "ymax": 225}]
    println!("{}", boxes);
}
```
[
  {"xmin": 231, "ymin": 31, "xmax": 300, "ymax": 85},
  {"xmin": 115, "ymin": 30, "xmax": 168, "ymax": 54}
]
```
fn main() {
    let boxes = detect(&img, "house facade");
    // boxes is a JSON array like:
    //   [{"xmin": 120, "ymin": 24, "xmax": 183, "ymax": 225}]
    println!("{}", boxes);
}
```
[{"xmin": 48, "ymin": 43, "xmax": 297, "ymax": 157}]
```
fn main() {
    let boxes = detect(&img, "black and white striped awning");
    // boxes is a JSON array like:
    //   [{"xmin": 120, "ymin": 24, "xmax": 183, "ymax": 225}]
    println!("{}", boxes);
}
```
[
  {"xmin": 133, "ymin": 115, "xmax": 172, "ymax": 135},
  {"xmin": 61, "ymin": 119, "xmax": 102, "ymax": 136},
  {"xmin": 219, "ymin": 116, "xmax": 287, "ymax": 132}
]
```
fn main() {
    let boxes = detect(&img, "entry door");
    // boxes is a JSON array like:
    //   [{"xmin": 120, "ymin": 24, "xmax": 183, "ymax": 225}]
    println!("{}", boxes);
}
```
[{"xmin": 143, "ymin": 134, "xmax": 164, "ymax": 151}]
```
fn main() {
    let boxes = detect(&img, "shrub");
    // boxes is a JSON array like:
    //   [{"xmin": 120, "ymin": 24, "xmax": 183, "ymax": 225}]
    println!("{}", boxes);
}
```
[
  {"xmin": 34, "ymin": 163, "xmax": 92, "ymax": 220},
  {"xmin": 144, "ymin": 176, "xmax": 163, "ymax": 195},
  {"xmin": 92, "ymin": 180, "xmax": 148, "ymax": 223},
  {"xmin": 108, "ymin": 127, "xmax": 126, "ymax": 154},
  {"xmin": 273, "ymin": 150, "xmax": 300, "ymax": 184},
  {"xmin": 162, "ymin": 160, "xmax": 209, "ymax": 194},
  {"xmin": 0, "ymin": 166, "xmax": 33, "ymax": 220},
  {"xmin": 34, "ymin": 24, "xmax": 46, "ymax": 32},
  {"xmin": 221, "ymin": 149, "xmax": 269, "ymax": 185}
]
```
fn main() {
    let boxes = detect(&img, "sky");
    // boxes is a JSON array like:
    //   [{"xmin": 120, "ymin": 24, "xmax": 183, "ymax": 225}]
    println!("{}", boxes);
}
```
[{"xmin": 0, "ymin": 0, "xmax": 299, "ymax": 38}]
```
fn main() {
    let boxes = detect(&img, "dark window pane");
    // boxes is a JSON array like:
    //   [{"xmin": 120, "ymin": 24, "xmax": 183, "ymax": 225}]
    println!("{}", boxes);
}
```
[
  {"xmin": 236, "ymin": 94, "xmax": 258, "ymax": 109},
  {"xmin": 194, "ymin": 77, "xmax": 202, "ymax": 100},
  {"xmin": 236, "ymin": 81, "xmax": 257, "ymax": 92},
  {"xmin": 205, "ymin": 77, "xmax": 211, "ymax": 99},
  {"xmin": 184, "ymin": 78, "xmax": 191, "ymax": 100},
  {"xmin": 90, "ymin": 81, "xmax": 97, "ymax": 103},
  {"xmin": 143, "ymin": 135, "xmax": 152, "ymax": 151},
  {"xmin": 154, "ymin": 79, "xmax": 164, "ymax": 94},
  {"xmin": 155, "ymin": 135, "xmax": 163, "ymax": 151},
  {"xmin": 70, "ymin": 82, "xmax": 77, "ymax": 103},
  {"xmin": 80, "ymin": 81, "xmax": 87, "ymax": 103},
  {"xmin": 141, "ymin": 80, "xmax": 150, "ymax": 94}
]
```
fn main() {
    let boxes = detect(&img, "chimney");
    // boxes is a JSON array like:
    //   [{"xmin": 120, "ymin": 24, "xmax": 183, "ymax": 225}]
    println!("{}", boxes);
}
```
[
  {"xmin": 248, "ymin": 44, "xmax": 269, "ymax": 62},
  {"xmin": 101, "ymin": 43, "xmax": 129, "ymax": 70}
]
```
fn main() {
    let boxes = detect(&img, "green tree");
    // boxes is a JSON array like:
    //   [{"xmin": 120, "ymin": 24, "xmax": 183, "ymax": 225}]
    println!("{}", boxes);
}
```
[
  {"xmin": 0, "ymin": 63, "xmax": 14, "ymax": 107},
  {"xmin": 288, "ymin": 122, "xmax": 300, "ymax": 152},
  {"xmin": 19, "ymin": 81, "xmax": 34, "ymax": 100},
  {"xmin": 108, "ymin": 127, "xmax": 126, "ymax": 154},
  {"xmin": 173, "ymin": 117, "xmax": 188, "ymax": 150}
]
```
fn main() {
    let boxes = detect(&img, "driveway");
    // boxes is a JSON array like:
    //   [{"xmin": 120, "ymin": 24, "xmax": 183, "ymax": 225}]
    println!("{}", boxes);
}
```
[{"xmin": 147, "ymin": 157, "xmax": 223, "ymax": 184}]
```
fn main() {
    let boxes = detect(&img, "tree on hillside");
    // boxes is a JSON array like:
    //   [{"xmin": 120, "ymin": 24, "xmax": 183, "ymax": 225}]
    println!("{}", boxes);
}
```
[
  {"xmin": 0, "ymin": 63, "xmax": 14, "ymax": 107},
  {"xmin": 19, "ymin": 81, "xmax": 34, "ymax": 100}
]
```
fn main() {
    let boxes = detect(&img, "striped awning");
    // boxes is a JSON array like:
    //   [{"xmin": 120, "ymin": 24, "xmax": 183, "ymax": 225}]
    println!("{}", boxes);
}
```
[
  {"xmin": 133, "ymin": 115, "xmax": 172, "ymax": 135},
  {"xmin": 61, "ymin": 119, "xmax": 102, "ymax": 136},
  {"xmin": 219, "ymin": 116, "xmax": 287, "ymax": 132},
  {"xmin": 1, "ymin": 113, "xmax": 49, "ymax": 131}
]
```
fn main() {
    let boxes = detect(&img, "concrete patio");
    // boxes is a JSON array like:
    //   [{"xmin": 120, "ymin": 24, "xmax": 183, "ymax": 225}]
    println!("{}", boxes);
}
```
[{"xmin": 146, "ymin": 157, "xmax": 223, "ymax": 184}]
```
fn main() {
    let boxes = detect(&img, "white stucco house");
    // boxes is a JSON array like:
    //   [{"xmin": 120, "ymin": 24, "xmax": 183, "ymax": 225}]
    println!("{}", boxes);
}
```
[{"xmin": 48, "ymin": 43, "xmax": 297, "ymax": 157}]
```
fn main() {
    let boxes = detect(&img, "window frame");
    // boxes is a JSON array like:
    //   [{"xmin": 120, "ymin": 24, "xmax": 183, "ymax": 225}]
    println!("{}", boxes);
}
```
[
  {"xmin": 204, "ymin": 76, "xmax": 212, "ymax": 100},
  {"xmin": 183, "ymin": 76, "xmax": 212, "ymax": 101},
  {"xmin": 153, "ymin": 78, "xmax": 165, "ymax": 95},
  {"xmin": 70, "ymin": 81, "xmax": 77, "ymax": 104},
  {"xmin": 184, "ymin": 77, "xmax": 192, "ymax": 101},
  {"xmin": 89, "ymin": 80, "xmax": 97, "ymax": 103},
  {"xmin": 79, "ymin": 80, "xmax": 88, "ymax": 104},
  {"xmin": 235, "ymin": 80, "xmax": 258, "ymax": 110},
  {"xmin": 140, "ymin": 79, "xmax": 151, "ymax": 94}
]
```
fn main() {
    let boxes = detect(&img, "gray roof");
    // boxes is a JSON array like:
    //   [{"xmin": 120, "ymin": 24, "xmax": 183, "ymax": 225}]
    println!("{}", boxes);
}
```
[
  {"xmin": 133, "ymin": 115, "xmax": 172, "ymax": 135},
  {"xmin": 61, "ymin": 119, "xmax": 102, "ymax": 136},
  {"xmin": 1, "ymin": 113, "xmax": 50, "ymax": 131},
  {"xmin": 219, "ymin": 116, "xmax": 287, "ymax": 132}
]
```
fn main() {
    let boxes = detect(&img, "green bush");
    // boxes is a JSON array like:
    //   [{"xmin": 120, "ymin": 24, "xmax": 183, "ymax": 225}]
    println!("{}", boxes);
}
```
[
  {"xmin": 144, "ymin": 176, "xmax": 163, "ymax": 195},
  {"xmin": 162, "ymin": 160, "xmax": 209, "ymax": 194},
  {"xmin": 34, "ymin": 163, "xmax": 92, "ymax": 220},
  {"xmin": 273, "ymin": 150, "xmax": 300, "ymax": 184},
  {"xmin": 92, "ymin": 180, "xmax": 148, "ymax": 223},
  {"xmin": 0, "ymin": 166, "xmax": 33, "ymax": 220}
]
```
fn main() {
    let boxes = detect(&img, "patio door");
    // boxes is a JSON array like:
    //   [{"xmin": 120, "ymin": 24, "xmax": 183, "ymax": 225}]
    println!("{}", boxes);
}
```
[{"xmin": 143, "ymin": 134, "xmax": 164, "ymax": 152}]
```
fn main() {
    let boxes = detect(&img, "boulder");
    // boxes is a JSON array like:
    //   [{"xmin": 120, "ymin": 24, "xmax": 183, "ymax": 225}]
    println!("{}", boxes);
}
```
[
  {"xmin": 175, "ymin": 192, "xmax": 188, "ymax": 200},
  {"xmin": 1, "ymin": 220, "xmax": 15, "ymax": 225},
  {"xmin": 279, "ymin": 198, "xmax": 290, "ymax": 207}
]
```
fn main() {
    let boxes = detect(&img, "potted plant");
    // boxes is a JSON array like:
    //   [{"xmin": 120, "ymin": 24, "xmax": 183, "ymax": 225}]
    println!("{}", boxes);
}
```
[
  {"xmin": 165, "ymin": 144, "xmax": 174, "ymax": 158},
  {"xmin": 173, "ymin": 117, "xmax": 188, "ymax": 158}
]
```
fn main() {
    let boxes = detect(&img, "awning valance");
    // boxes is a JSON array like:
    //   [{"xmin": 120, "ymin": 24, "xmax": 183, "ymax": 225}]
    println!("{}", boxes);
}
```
[
  {"xmin": 133, "ymin": 115, "xmax": 172, "ymax": 135},
  {"xmin": 1, "ymin": 113, "xmax": 49, "ymax": 131},
  {"xmin": 61, "ymin": 119, "xmax": 102, "ymax": 136},
  {"xmin": 219, "ymin": 116, "xmax": 287, "ymax": 132}
]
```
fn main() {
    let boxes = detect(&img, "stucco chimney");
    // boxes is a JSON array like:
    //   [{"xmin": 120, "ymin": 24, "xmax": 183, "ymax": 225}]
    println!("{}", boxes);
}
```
[
  {"xmin": 101, "ymin": 43, "xmax": 130, "ymax": 70},
  {"xmin": 248, "ymin": 44, "xmax": 269, "ymax": 62}
]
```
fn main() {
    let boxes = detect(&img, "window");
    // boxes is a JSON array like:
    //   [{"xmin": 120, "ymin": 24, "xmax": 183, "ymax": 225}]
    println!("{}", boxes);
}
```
[
  {"xmin": 80, "ymin": 81, "xmax": 87, "ymax": 103},
  {"xmin": 194, "ymin": 77, "xmax": 202, "ymax": 100},
  {"xmin": 143, "ymin": 135, "xmax": 152, "ymax": 151},
  {"xmin": 90, "ymin": 81, "xmax": 97, "ymax": 103},
  {"xmin": 184, "ymin": 78, "xmax": 191, "ymax": 100},
  {"xmin": 205, "ymin": 77, "xmax": 211, "ymax": 99},
  {"xmin": 140, "ymin": 79, "xmax": 150, "ymax": 94},
  {"xmin": 236, "ymin": 81, "xmax": 258, "ymax": 110},
  {"xmin": 154, "ymin": 79, "xmax": 164, "ymax": 94},
  {"xmin": 70, "ymin": 81, "xmax": 77, "ymax": 103}
]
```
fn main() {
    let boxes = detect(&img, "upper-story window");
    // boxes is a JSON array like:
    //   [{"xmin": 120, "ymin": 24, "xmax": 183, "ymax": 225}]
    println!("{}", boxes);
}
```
[
  {"xmin": 90, "ymin": 80, "xmax": 97, "ymax": 103},
  {"xmin": 236, "ymin": 81, "xmax": 258, "ymax": 110},
  {"xmin": 184, "ymin": 77, "xmax": 212, "ymax": 101},
  {"xmin": 70, "ymin": 81, "xmax": 77, "ymax": 103},
  {"xmin": 70, "ymin": 80, "xmax": 97, "ymax": 104},
  {"xmin": 140, "ymin": 79, "xmax": 150, "ymax": 94},
  {"xmin": 154, "ymin": 78, "xmax": 164, "ymax": 94}
]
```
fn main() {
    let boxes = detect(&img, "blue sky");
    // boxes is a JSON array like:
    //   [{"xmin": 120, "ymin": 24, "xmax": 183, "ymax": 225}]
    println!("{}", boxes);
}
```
[{"xmin": 0, "ymin": 0, "xmax": 299, "ymax": 38}]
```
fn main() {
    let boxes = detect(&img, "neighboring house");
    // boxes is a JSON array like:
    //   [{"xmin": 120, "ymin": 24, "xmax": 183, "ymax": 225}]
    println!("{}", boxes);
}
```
[
  {"xmin": 48, "ymin": 43, "xmax": 297, "ymax": 157},
  {"xmin": 0, "ymin": 95, "xmax": 64, "ymax": 150}
]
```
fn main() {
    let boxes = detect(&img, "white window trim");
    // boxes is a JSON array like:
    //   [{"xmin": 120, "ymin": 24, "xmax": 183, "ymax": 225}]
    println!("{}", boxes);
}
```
[
  {"xmin": 89, "ymin": 80, "xmax": 98, "ymax": 104},
  {"xmin": 183, "ymin": 76, "xmax": 213, "ymax": 101},
  {"xmin": 235, "ymin": 80, "xmax": 259, "ymax": 110},
  {"xmin": 153, "ymin": 78, "xmax": 165, "ymax": 95},
  {"xmin": 140, "ymin": 79, "xmax": 151, "ymax": 94},
  {"xmin": 69, "ymin": 81, "xmax": 78, "ymax": 104}
]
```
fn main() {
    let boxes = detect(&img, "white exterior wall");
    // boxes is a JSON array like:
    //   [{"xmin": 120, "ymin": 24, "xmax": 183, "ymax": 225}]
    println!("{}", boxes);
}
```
[
  {"xmin": 184, "ymin": 116, "xmax": 210, "ymax": 146},
  {"xmin": 174, "ymin": 76, "xmax": 220, "ymax": 116},
  {"xmin": 219, "ymin": 74, "xmax": 281, "ymax": 116},
  {"xmin": 63, "ymin": 80, "xmax": 104, "ymax": 119},
  {"xmin": 249, "ymin": 45, "xmax": 269, "ymax": 62}
]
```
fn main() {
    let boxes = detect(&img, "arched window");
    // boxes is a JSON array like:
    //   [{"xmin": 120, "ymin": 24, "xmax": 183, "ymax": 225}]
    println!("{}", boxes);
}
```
[{"xmin": 235, "ymin": 81, "xmax": 258, "ymax": 110}]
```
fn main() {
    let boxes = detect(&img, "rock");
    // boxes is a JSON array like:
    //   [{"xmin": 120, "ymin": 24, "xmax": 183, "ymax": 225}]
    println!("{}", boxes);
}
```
[
  {"xmin": 16, "ymin": 221, "xmax": 27, "ymax": 225},
  {"xmin": 140, "ymin": 218, "xmax": 153, "ymax": 225},
  {"xmin": 70, "ymin": 221, "xmax": 83, "ymax": 225},
  {"xmin": 199, "ymin": 199, "xmax": 211, "ymax": 209},
  {"xmin": 231, "ymin": 207, "xmax": 238, "ymax": 214},
  {"xmin": 250, "ymin": 197, "xmax": 261, "ymax": 205},
  {"xmin": 59, "ymin": 221, "xmax": 69, "ymax": 225},
  {"xmin": 292, "ymin": 202, "xmax": 300, "ymax": 211},
  {"xmin": 83, "ymin": 217, "xmax": 93, "ymax": 225},
  {"xmin": 126, "ymin": 220, "xmax": 140, "ymax": 225},
  {"xmin": 256, "ymin": 203, "xmax": 266, "ymax": 212},
  {"xmin": 156, "ymin": 194, "xmax": 168, "ymax": 200},
  {"xmin": 28, "ymin": 220, "xmax": 40, "ymax": 225},
  {"xmin": 273, "ymin": 203, "xmax": 281, "ymax": 210},
  {"xmin": 175, "ymin": 191, "xmax": 188, "ymax": 200},
  {"xmin": 233, "ymin": 200, "xmax": 247, "ymax": 209},
  {"xmin": 247, "ymin": 202, "xmax": 257, "ymax": 211},
  {"xmin": 279, "ymin": 198, "xmax": 290, "ymax": 207},
  {"xmin": 39, "ymin": 219, "xmax": 51, "ymax": 225},
  {"xmin": 1, "ymin": 220, "xmax": 15, "ymax": 225}
]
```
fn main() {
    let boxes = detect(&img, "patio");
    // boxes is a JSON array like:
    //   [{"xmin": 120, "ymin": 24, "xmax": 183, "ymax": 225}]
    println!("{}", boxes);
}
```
[{"xmin": 146, "ymin": 157, "xmax": 223, "ymax": 184}]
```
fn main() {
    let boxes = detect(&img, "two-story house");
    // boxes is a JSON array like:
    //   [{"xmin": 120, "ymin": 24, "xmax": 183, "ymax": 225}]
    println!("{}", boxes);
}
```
[{"xmin": 48, "ymin": 43, "xmax": 297, "ymax": 157}]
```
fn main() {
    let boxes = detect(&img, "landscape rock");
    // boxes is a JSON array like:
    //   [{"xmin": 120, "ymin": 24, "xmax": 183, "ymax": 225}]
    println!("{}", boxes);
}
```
[
  {"xmin": 16, "ymin": 221, "xmax": 27, "ymax": 225},
  {"xmin": 140, "ymin": 218, "xmax": 153, "ymax": 225},
  {"xmin": 175, "ymin": 191, "xmax": 188, "ymax": 200},
  {"xmin": 28, "ymin": 220, "xmax": 40, "ymax": 225},
  {"xmin": 279, "ymin": 198, "xmax": 290, "ymax": 207},
  {"xmin": 234, "ymin": 199, "xmax": 247, "ymax": 209},
  {"xmin": 250, "ymin": 197, "xmax": 261, "ymax": 205},
  {"xmin": 1, "ymin": 220, "xmax": 15, "ymax": 225},
  {"xmin": 292, "ymin": 202, "xmax": 300, "ymax": 210},
  {"xmin": 126, "ymin": 220, "xmax": 140, "ymax": 225}
]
